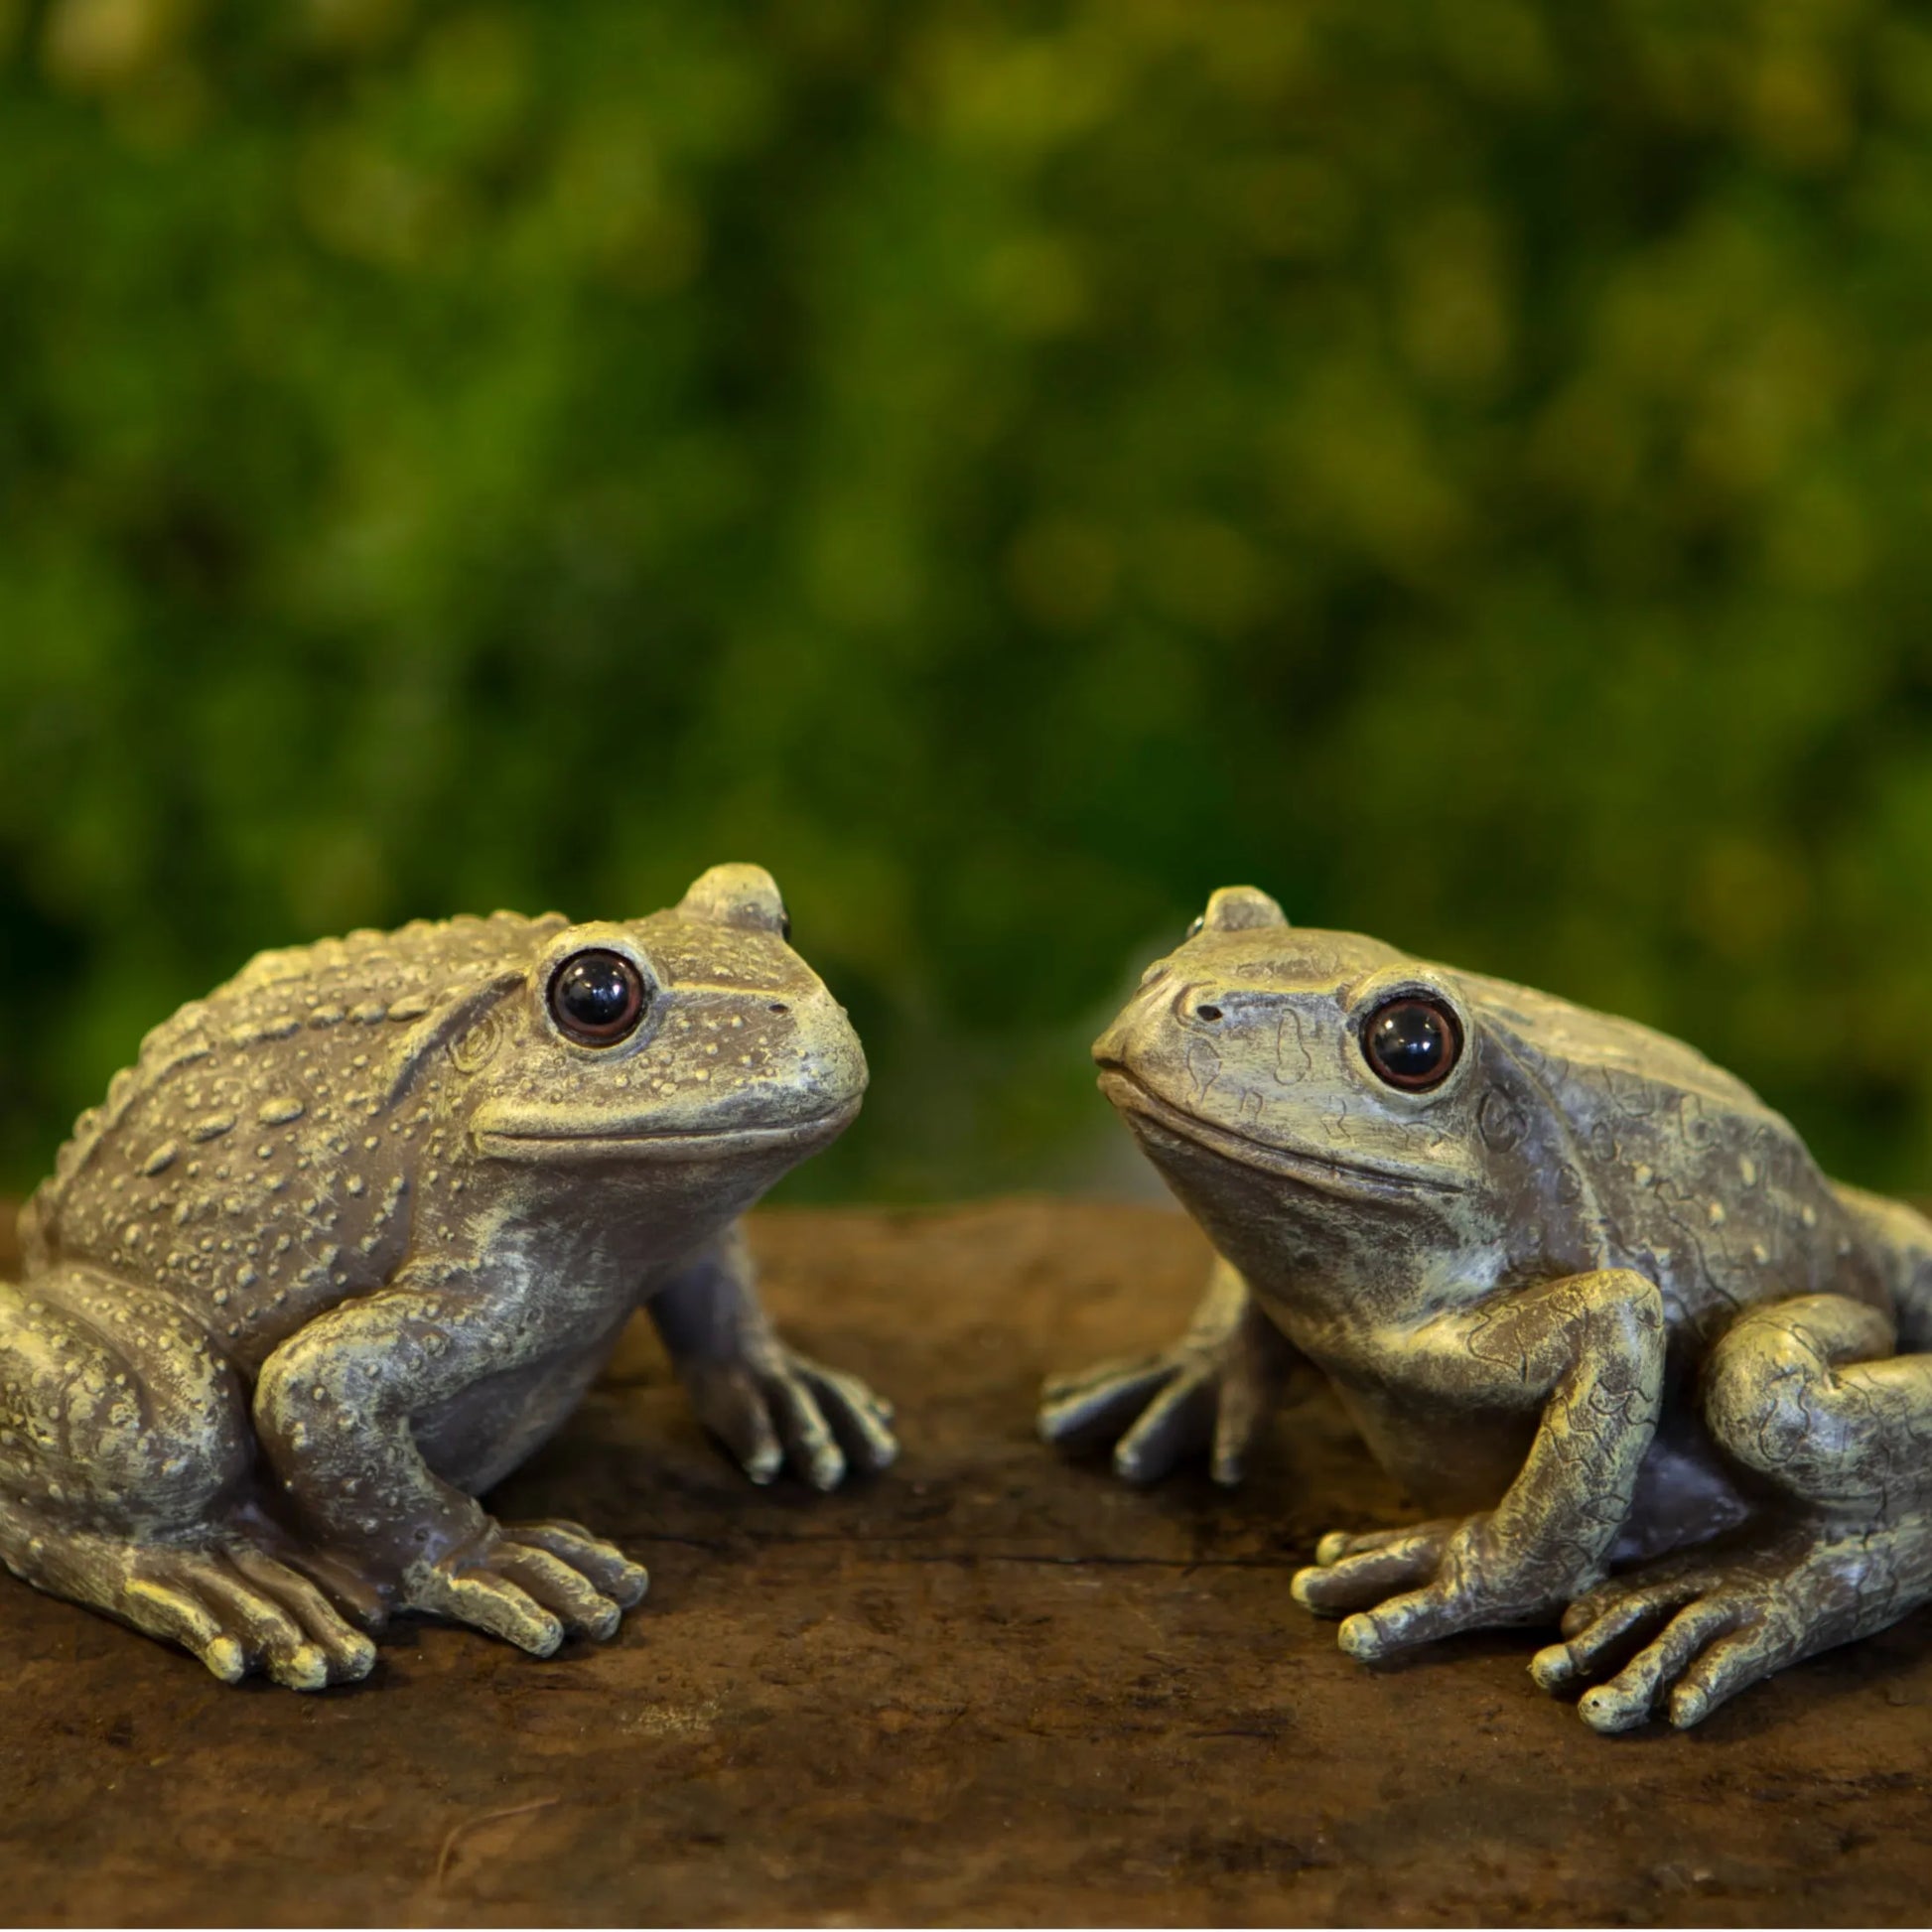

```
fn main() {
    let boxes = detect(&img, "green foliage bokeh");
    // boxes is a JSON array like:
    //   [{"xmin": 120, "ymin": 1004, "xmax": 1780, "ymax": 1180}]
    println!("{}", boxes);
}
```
[{"xmin": 5, "ymin": 0, "xmax": 1932, "ymax": 1203}]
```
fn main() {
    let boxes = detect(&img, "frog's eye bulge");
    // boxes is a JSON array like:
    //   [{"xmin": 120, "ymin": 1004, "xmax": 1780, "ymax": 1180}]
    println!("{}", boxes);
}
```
[
  {"xmin": 549, "ymin": 948, "xmax": 649, "ymax": 1044},
  {"xmin": 1361, "ymin": 995, "xmax": 1461, "ymax": 1091},
  {"xmin": 677, "ymin": 860, "xmax": 790, "ymax": 935},
  {"xmin": 1199, "ymin": 884, "xmax": 1288, "ymax": 932}
]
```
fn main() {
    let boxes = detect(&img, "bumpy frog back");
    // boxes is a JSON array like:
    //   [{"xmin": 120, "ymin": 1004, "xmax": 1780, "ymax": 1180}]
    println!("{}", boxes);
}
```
[
  {"xmin": 1458, "ymin": 969, "xmax": 1881, "ymax": 1329},
  {"xmin": 20, "ymin": 913, "xmax": 566, "ymax": 1347}
]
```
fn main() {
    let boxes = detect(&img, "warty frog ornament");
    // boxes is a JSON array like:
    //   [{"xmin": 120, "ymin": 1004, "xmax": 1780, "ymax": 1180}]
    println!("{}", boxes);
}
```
[
  {"xmin": 1041, "ymin": 885, "xmax": 1932, "ymax": 1730},
  {"xmin": 0, "ymin": 864, "xmax": 896, "ymax": 1688}
]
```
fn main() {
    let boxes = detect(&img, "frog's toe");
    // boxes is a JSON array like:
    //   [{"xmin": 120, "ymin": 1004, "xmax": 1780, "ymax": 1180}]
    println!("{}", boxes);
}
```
[
  {"xmin": 224, "ymin": 1549, "xmax": 380, "ymax": 1681},
  {"xmin": 1667, "ymin": 1621, "xmax": 1802, "ymax": 1727},
  {"xmin": 688, "ymin": 1364, "xmax": 785, "ymax": 1483},
  {"xmin": 417, "ymin": 1564, "xmax": 566, "ymax": 1656},
  {"xmin": 1338, "ymin": 1562, "xmax": 1561, "ymax": 1660},
  {"xmin": 1293, "ymin": 1523, "xmax": 1454, "ymax": 1615},
  {"xmin": 197, "ymin": 1569, "xmax": 334, "ymax": 1688},
  {"xmin": 1562, "ymin": 1567, "xmax": 1693, "ymax": 1640},
  {"xmin": 1335, "ymin": 1585, "xmax": 1460, "ymax": 1659},
  {"xmin": 202, "ymin": 1634, "xmax": 249, "ymax": 1683},
  {"xmin": 121, "ymin": 1576, "xmax": 248, "ymax": 1682},
  {"xmin": 1036, "ymin": 1356, "xmax": 1173, "ymax": 1449},
  {"xmin": 1546, "ymin": 1555, "xmax": 1797, "ymax": 1731},
  {"xmin": 1112, "ymin": 1367, "xmax": 1216, "ymax": 1484},
  {"xmin": 1209, "ymin": 1370, "xmax": 1274, "ymax": 1487},
  {"xmin": 503, "ymin": 1521, "xmax": 649, "ymax": 1609},
  {"xmin": 1575, "ymin": 1599, "xmax": 1744, "ymax": 1732},
  {"xmin": 698, "ymin": 1355, "xmax": 881, "ymax": 1491},
  {"xmin": 793, "ymin": 1356, "xmax": 899, "ymax": 1475},
  {"xmin": 1534, "ymin": 1574, "xmax": 1705, "ymax": 1694},
  {"xmin": 124, "ymin": 1549, "xmax": 376, "ymax": 1689},
  {"xmin": 490, "ymin": 1544, "xmax": 621, "ymax": 1640},
  {"xmin": 767, "ymin": 1370, "xmax": 849, "ymax": 1491}
]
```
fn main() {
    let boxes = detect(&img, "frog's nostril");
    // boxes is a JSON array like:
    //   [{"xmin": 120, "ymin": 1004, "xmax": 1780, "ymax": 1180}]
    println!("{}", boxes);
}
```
[
  {"xmin": 1195, "ymin": 1003, "xmax": 1223, "ymax": 1024},
  {"xmin": 768, "ymin": 1002, "xmax": 789, "ymax": 1016}
]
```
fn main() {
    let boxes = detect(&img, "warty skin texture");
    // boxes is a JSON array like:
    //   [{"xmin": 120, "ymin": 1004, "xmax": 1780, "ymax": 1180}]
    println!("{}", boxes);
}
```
[
  {"xmin": 1041, "ymin": 884, "xmax": 1932, "ymax": 1731},
  {"xmin": 0, "ymin": 864, "xmax": 897, "ymax": 1688}
]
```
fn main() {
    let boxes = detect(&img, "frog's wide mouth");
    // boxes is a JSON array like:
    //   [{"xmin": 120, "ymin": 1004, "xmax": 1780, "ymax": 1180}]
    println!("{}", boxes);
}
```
[
  {"xmin": 1095, "ymin": 1065, "xmax": 1470, "ymax": 1200},
  {"xmin": 472, "ymin": 1095, "xmax": 862, "ymax": 1163}
]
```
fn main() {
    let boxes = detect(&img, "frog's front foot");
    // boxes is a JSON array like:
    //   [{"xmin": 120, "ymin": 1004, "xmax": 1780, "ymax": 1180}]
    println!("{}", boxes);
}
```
[
  {"xmin": 1532, "ymin": 1522, "xmax": 1911, "ymax": 1732},
  {"xmin": 1039, "ymin": 1350, "xmax": 1241, "ymax": 1485},
  {"xmin": 401, "ymin": 1519, "xmax": 649, "ymax": 1657},
  {"xmin": 1039, "ymin": 1259, "xmax": 1296, "ymax": 1485},
  {"xmin": 1039, "ymin": 1327, "xmax": 1291, "ymax": 1488},
  {"xmin": 683, "ymin": 1349, "xmax": 897, "ymax": 1492},
  {"xmin": 1293, "ymin": 1512, "xmax": 1570, "ymax": 1660}
]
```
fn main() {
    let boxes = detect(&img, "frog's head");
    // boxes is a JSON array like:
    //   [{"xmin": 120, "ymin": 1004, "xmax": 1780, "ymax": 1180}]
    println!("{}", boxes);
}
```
[
  {"xmin": 454, "ymin": 865, "xmax": 866, "ymax": 1198},
  {"xmin": 1095, "ymin": 886, "xmax": 1503, "ymax": 1252}
]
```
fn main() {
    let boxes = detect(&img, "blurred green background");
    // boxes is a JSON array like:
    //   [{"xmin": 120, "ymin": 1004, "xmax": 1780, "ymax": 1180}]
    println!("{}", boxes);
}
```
[{"xmin": 4, "ymin": 0, "xmax": 1932, "ymax": 1206}]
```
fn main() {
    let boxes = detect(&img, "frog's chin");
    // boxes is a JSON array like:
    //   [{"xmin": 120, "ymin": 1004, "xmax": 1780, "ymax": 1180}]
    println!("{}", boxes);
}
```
[
  {"xmin": 469, "ymin": 1095, "xmax": 861, "ymax": 1164},
  {"xmin": 1096, "ymin": 1066, "xmax": 1471, "ymax": 1203}
]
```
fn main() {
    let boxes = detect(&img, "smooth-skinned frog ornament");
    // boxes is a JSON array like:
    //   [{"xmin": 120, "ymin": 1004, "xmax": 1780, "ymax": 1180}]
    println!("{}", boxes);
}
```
[
  {"xmin": 0, "ymin": 864, "xmax": 896, "ymax": 1689},
  {"xmin": 1041, "ymin": 885, "xmax": 1932, "ymax": 1730}
]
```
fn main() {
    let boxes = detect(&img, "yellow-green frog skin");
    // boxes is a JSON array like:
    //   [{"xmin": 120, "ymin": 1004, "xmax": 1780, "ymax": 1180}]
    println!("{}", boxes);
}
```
[
  {"xmin": 0, "ymin": 865, "xmax": 896, "ymax": 1689},
  {"xmin": 1041, "ymin": 885, "xmax": 1932, "ymax": 1731}
]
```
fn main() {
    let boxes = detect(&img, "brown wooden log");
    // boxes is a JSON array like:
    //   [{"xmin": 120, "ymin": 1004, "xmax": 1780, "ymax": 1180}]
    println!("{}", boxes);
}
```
[{"xmin": 0, "ymin": 1197, "xmax": 1926, "ymax": 1924}]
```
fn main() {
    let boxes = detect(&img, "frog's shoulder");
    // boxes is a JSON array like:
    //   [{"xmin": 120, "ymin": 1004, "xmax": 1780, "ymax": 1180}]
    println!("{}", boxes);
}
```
[
  {"xmin": 23, "ymin": 911, "xmax": 568, "ymax": 1263},
  {"xmin": 1450, "ymin": 968, "xmax": 1777, "ymax": 1125}
]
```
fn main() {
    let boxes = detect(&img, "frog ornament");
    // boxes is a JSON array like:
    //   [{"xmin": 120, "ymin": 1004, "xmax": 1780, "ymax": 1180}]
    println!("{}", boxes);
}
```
[
  {"xmin": 1041, "ymin": 885, "xmax": 1932, "ymax": 1731},
  {"xmin": 0, "ymin": 864, "xmax": 897, "ymax": 1689}
]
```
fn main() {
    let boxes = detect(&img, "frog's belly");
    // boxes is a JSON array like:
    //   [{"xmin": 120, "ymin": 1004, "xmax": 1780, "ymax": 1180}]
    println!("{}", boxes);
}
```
[
  {"xmin": 1325, "ymin": 1377, "xmax": 1537, "ymax": 1516},
  {"xmin": 1614, "ymin": 1413, "xmax": 1755, "ymax": 1563},
  {"xmin": 413, "ymin": 1325, "xmax": 627, "ymax": 1498}
]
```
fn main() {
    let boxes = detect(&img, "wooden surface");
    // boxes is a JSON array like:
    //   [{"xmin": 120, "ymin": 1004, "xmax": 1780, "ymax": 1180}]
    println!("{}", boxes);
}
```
[{"xmin": 2, "ymin": 1197, "xmax": 1932, "ymax": 1926}]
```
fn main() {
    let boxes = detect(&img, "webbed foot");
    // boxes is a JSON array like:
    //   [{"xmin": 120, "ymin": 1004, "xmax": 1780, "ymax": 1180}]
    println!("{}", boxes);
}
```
[
  {"xmin": 401, "ymin": 1518, "xmax": 648, "ymax": 1656},
  {"xmin": 1533, "ymin": 1522, "xmax": 1927, "ymax": 1731}
]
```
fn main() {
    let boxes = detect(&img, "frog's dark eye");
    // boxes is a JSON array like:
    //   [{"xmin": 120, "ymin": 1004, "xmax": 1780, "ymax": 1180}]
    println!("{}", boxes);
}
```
[
  {"xmin": 1362, "ymin": 996, "xmax": 1461, "ymax": 1092},
  {"xmin": 549, "ymin": 950, "xmax": 648, "ymax": 1045},
  {"xmin": 778, "ymin": 902, "xmax": 792, "ymax": 944},
  {"xmin": 1184, "ymin": 914, "xmax": 1205, "ymax": 940}
]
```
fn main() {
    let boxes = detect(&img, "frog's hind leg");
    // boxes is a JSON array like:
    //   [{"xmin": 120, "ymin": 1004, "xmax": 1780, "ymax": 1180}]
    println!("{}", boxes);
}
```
[
  {"xmin": 1536, "ymin": 1292, "xmax": 1932, "ymax": 1731},
  {"xmin": 1832, "ymin": 1179, "xmax": 1932, "ymax": 1348},
  {"xmin": 0, "ymin": 1268, "xmax": 376, "ymax": 1689}
]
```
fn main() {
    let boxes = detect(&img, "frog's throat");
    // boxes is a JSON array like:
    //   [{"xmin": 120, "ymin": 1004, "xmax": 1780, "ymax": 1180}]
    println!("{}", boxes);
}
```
[
  {"xmin": 1096, "ymin": 1066, "xmax": 1471, "ymax": 1201},
  {"xmin": 470, "ymin": 1095, "xmax": 862, "ymax": 1164}
]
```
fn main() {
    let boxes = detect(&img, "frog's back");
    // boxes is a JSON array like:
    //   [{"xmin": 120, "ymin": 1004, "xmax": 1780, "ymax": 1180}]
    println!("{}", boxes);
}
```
[
  {"xmin": 1456, "ymin": 968, "xmax": 1886, "ymax": 1332},
  {"xmin": 1456, "ymin": 971, "xmax": 1771, "ymax": 1122},
  {"xmin": 22, "ymin": 913, "xmax": 565, "ymax": 1347}
]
